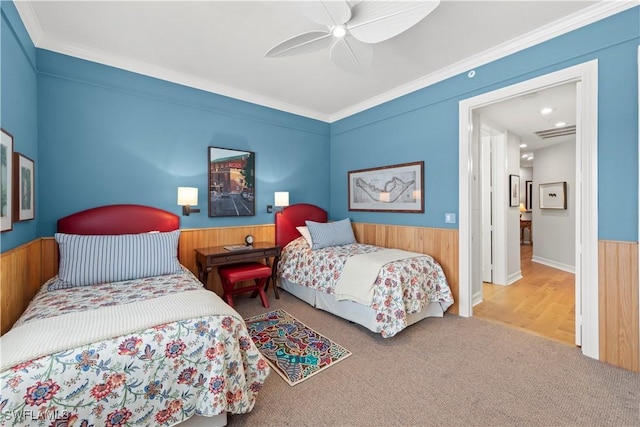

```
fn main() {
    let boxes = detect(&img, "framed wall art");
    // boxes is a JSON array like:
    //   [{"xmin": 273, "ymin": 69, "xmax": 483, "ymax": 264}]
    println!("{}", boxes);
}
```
[
  {"xmin": 348, "ymin": 161, "xmax": 424, "ymax": 213},
  {"xmin": 539, "ymin": 181, "xmax": 567, "ymax": 209},
  {"xmin": 1, "ymin": 129, "xmax": 13, "ymax": 232},
  {"xmin": 525, "ymin": 180, "xmax": 533, "ymax": 211},
  {"xmin": 13, "ymin": 152, "xmax": 35, "ymax": 221},
  {"xmin": 208, "ymin": 146, "xmax": 255, "ymax": 217},
  {"xmin": 509, "ymin": 174, "xmax": 520, "ymax": 207}
]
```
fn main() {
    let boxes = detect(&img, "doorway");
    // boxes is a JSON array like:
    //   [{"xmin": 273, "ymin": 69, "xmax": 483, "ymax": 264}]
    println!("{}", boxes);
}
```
[{"xmin": 458, "ymin": 61, "xmax": 599, "ymax": 361}]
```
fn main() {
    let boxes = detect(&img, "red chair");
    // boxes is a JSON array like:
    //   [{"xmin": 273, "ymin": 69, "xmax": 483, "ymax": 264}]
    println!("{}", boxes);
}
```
[{"xmin": 218, "ymin": 262, "xmax": 271, "ymax": 308}]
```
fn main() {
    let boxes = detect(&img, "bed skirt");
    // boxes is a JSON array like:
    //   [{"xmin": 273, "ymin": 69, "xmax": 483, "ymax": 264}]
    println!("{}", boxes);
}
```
[{"xmin": 278, "ymin": 277, "xmax": 445, "ymax": 334}]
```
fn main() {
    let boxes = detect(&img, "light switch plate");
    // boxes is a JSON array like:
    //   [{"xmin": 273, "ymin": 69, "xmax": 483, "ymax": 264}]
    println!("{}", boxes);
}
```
[{"xmin": 445, "ymin": 213, "xmax": 456, "ymax": 224}]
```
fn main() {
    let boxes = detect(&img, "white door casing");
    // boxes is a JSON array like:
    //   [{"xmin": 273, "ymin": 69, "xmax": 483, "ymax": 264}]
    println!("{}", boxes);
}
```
[{"xmin": 458, "ymin": 60, "xmax": 599, "ymax": 359}]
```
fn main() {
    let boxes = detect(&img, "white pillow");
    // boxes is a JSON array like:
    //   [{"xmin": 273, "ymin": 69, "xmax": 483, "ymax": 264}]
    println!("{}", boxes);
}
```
[
  {"xmin": 296, "ymin": 226, "xmax": 313, "ymax": 246},
  {"xmin": 50, "ymin": 230, "xmax": 183, "ymax": 290},
  {"xmin": 305, "ymin": 218, "xmax": 356, "ymax": 250}
]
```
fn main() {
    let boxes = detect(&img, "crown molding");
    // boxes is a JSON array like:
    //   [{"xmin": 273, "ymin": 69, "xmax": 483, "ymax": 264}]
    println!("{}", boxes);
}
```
[
  {"xmin": 328, "ymin": 1, "xmax": 638, "ymax": 122},
  {"xmin": 13, "ymin": 1, "xmax": 638, "ymax": 124}
]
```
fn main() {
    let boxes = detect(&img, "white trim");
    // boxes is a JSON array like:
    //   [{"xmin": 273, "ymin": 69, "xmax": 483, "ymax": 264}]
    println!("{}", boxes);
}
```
[
  {"xmin": 508, "ymin": 271, "xmax": 523, "ymax": 286},
  {"xmin": 13, "ymin": 1, "xmax": 635, "ymax": 123},
  {"xmin": 458, "ymin": 60, "xmax": 599, "ymax": 360},
  {"xmin": 531, "ymin": 256, "xmax": 576, "ymax": 275}
]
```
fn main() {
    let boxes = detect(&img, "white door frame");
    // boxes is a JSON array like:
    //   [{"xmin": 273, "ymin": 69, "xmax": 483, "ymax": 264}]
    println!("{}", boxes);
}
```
[{"xmin": 458, "ymin": 60, "xmax": 599, "ymax": 360}]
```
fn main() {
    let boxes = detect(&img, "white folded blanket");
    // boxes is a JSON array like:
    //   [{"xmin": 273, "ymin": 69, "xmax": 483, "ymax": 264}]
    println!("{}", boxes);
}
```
[
  {"xmin": 334, "ymin": 248, "xmax": 424, "ymax": 305},
  {"xmin": 0, "ymin": 289, "xmax": 239, "ymax": 371}
]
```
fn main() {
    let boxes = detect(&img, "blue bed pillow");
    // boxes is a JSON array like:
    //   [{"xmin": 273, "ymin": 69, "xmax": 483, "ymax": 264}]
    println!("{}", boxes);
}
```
[
  {"xmin": 305, "ymin": 218, "xmax": 356, "ymax": 250},
  {"xmin": 50, "ymin": 230, "xmax": 183, "ymax": 290}
]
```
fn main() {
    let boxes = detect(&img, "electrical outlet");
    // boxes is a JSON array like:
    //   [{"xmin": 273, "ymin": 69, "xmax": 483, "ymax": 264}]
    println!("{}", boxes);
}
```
[{"xmin": 445, "ymin": 213, "xmax": 456, "ymax": 224}]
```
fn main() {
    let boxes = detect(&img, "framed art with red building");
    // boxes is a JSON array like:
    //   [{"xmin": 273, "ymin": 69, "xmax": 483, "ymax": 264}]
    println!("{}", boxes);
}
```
[{"xmin": 208, "ymin": 146, "xmax": 255, "ymax": 217}]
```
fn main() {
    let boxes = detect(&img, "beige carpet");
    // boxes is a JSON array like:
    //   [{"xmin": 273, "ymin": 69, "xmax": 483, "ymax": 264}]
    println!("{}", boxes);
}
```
[{"xmin": 229, "ymin": 291, "xmax": 640, "ymax": 426}]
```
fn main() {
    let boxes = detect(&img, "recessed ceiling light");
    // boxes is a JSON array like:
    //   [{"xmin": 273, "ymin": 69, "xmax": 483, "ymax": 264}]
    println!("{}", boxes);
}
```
[
  {"xmin": 522, "ymin": 154, "xmax": 528, "ymax": 158},
  {"xmin": 555, "ymin": 121, "xmax": 566, "ymax": 127},
  {"xmin": 520, "ymin": 143, "xmax": 527, "ymax": 148},
  {"xmin": 527, "ymin": 156, "xmax": 533, "ymax": 160},
  {"xmin": 540, "ymin": 107, "xmax": 553, "ymax": 115}
]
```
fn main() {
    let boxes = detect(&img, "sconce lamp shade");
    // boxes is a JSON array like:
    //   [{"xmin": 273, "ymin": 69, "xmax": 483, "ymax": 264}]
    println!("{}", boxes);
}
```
[
  {"xmin": 274, "ymin": 191, "xmax": 290, "ymax": 207},
  {"xmin": 177, "ymin": 187, "xmax": 198, "ymax": 206}
]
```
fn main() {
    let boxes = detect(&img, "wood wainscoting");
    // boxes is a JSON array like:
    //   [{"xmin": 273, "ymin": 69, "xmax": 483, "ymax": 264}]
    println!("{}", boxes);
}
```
[
  {"xmin": 351, "ymin": 223, "xmax": 459, "ymax": 315},
  {"xmin": 599, "ymin": 240, "xmax": 639, "ymax": 372},
  {"xmin": 4, "ymin": 227, "xmax": 639, "ymax": 374}
]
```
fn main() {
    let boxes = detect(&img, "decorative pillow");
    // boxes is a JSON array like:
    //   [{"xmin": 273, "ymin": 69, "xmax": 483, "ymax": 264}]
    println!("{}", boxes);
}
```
[
  {"xmin": 296, "ymin": 226, "xmax": 313, "ymax": 246},
  {"xmin": 50, "ymin": 230, "xmax": 183, "ymax": 290},
  {"xmin": 305, "ymin": 218, "xmax": 356, "ymax": 250}
]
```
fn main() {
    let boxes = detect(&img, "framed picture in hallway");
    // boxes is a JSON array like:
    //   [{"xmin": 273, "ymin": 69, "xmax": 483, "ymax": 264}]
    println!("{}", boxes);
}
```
[
  {"xmin": 525, "ymin": 180, "xmax": 533, "ymax": 210},
  {"xmin": 13, "ymin": 152, "xmax": 35, "ymax": 221},
  {"xmin": 539, "ymin": 181, "xmax": 567, "ymax": 209},
  {"xmin": 509, "ymin": 174, "xmax": 520, "ymax": 207}
]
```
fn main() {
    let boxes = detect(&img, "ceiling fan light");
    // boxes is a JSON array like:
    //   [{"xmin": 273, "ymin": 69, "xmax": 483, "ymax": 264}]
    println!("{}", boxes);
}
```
[{"xmin": 332, "ymin": 25, "xmax": 347, "ymax": 38}]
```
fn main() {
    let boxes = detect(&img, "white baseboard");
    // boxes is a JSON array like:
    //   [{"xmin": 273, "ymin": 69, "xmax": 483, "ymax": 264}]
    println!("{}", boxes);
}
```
[
  {"xmin": 472, "ymin": 290, "xmax": 483, "ymax": 306},
  {"xmin": 531, "ymin": 256, "xmax": 575, "ymax": 274},
  {"xmin": 508, "ymin": 271, "xmax": 523, "ymax": 285}
]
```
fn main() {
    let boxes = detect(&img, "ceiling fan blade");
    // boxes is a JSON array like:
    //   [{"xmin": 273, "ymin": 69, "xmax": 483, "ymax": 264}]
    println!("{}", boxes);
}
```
[
  {"xmin": 330, "ymin": 36, "xmax": 373, "ymax": 74},
  {"xmin": 265, "ymin": 30, "xmax": 332, "ymax": 57},
  {"xmin": 347, "ymin": 1, "xmax": 440, "ymax": 44},
  {"xmin": 300, "ymin": 1, "xmax": 352, "ymax": 27}
]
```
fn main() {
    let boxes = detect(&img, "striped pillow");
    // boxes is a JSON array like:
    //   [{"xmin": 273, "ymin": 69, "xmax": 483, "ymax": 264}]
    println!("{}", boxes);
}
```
[
  {"xmin": 305, "ymin": 218, "xmax": 356, "ymax": 250},
  {"xmin": 50, "ymin": 230, "xmax": 183, "ymax": 290}
]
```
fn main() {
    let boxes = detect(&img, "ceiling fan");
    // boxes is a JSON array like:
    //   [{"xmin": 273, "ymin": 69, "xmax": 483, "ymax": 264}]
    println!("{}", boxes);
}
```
[{"xmin": 265, "ymin": 1, "xmax": 441, "ymax": 74}]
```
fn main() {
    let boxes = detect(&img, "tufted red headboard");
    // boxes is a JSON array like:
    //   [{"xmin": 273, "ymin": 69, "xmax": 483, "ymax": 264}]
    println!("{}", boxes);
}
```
[
  {"xmin": 57, "ymin": 204, "xmax": 179, "ymax": 235},
  {"xmin": 275, "ymin": 203, "xmax": 327, "ymax": 248}
]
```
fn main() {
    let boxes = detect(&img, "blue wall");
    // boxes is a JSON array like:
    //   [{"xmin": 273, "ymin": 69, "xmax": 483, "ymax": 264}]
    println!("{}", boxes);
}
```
[
  {"xmin": 0, "ymin": 1, "xmax": 38, "ymax": 251},
  {"xmin": 0, "ymin": 3, "xmax": 638, "ymax": 253},
  {"xmin": 330, "ymin": 6, "xmax": 639, "ymax": 242},
  {"xmin": 35, "ymin": 51, "xmax": 330, "ymax": 238}
]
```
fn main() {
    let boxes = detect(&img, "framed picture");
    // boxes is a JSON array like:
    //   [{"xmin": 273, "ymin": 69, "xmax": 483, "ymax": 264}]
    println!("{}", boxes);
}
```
[
  {"xmin": 348, "ymin": 161, "xmax": 424, "ymax": 213},
  {"xmin": 208, "ymin": 146, "xmax": 255, "ymax": 217},
  {"xmin": 509, "ymin": 174, "xmax": 520, "ymax": 207},
  {"xmin": 539, "ymin": 181, "xmax": 567, "ymax": 209},
  {"xmin": 13, "ymin": 152, "xmax": 35, "ymax": 221},
  {"xmin": 525, "ymin": 180, "xmax": 533, "ymax": 211},
  {"xmin": 1, "ymin": 129, "xmax": 13, "ymax": 232}
]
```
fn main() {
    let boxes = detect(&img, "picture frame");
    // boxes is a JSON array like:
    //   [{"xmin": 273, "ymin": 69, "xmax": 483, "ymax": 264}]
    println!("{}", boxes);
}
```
[
  {"xmin": 1, "ymin": 129, "xmax": 13, "ymax": 232},
  {"xmin": 525, "ymin": 180, "xmax": 533, "ymax": 211},
  {"xmin": 509, "ymin": 174, "xmax": 520, "ymax": 207},
  {"xmin": 348, "ymin": 161, "xmax": 424, "ymax": 213},
  {"xmin": 208, "ymin": 146, "xmax": 255, "ymax": 217},
  {"xmin": 539, "ymin": 181, "xmax": 567, "ymax": 209},
  {"xmin": 13, "ymin": 152, "xmax": 35, "ymax": 221}
]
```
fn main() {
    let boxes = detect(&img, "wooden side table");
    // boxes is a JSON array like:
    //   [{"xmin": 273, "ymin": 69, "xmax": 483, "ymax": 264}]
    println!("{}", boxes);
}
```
[
  {"xmin": 194, "ymin": 242, "xmax": 281, "ymax": 299},
  {"xmin": 520, "ymin": 219, "xmax": 532, "ymax": 244}
]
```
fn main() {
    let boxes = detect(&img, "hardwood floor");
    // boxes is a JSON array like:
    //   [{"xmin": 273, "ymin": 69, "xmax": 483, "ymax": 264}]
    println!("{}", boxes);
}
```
[{"xmin": 473, "ymin": 244, "xmax": 576, "ymax": 346}]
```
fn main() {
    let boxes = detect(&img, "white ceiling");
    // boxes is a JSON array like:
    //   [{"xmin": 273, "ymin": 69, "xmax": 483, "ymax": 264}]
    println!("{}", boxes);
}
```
[{"xmin": 16, "ymin": 0, "xmax": 634, "ymax": 125}]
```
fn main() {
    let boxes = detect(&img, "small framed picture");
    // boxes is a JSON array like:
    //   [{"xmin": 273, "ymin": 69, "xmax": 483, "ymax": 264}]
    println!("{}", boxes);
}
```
[
  {"xmin": 1, "ymin": 129, "xmax": 13, "ymax": 232},
  {"xmin": 509, "ymin": 174, "xmax": 520, "ymax": 207},
  {"xmin": 13, "ymin": 152, "xmax": 35, "ymax": 221},
  {"xmin": 539, "ymin": 182, "xmax": 567, "ymax": 209}
]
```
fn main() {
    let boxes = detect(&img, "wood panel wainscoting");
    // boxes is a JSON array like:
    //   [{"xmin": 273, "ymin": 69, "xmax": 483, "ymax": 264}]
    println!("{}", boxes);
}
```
[
  {"xmin": 3, "ymin": 227, "xmax": 638, "ymax": 373},
  {"xmin": 351, "ymin": 222, "xmax": 459, "ymax": 315},
  {"xmin": 599, "ymin": 240, "xmax": 639, "ymax": 372}
]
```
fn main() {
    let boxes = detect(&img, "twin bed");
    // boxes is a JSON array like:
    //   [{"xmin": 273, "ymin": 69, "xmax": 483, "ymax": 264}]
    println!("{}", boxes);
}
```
[
  {"xmin": 0, "ymin": 202, "xmax": 453, "ymax": 426},
  {"xmin": 0, "ymin": 205, "xmax": 268, "ymax": 427},
  {"xmin": 275, "ymin": 203, "xmax": 453, "ymax": 338}
]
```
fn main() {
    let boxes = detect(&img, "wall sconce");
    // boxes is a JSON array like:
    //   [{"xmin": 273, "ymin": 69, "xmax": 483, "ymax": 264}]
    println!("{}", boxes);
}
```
[
  {"xmin": 267, "ymin": 191, "xmax": 289, "ymax": 213},
  {"xmin": 177, "ymin": 187, "xmax": 201, "ymax": 216}
]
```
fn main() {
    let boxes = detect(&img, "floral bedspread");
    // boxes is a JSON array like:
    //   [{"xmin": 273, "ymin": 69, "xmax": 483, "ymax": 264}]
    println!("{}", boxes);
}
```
[
  {"xmin": 279, "ymin": 237, "xmax": 454, "ymax": 338},
  {"xmin": 0, "ymin": 272, "xmax": 269, "ymax": 426}
]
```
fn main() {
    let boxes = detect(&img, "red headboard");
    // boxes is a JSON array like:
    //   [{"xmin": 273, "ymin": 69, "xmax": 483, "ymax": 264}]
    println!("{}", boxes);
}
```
[
  {"xmin": 275, "ymin": 203, "xmax": 328, "ymax": 248},
  {"xmin": 57, "ymin": 204, "xmax": 180, "ymax": 235}
]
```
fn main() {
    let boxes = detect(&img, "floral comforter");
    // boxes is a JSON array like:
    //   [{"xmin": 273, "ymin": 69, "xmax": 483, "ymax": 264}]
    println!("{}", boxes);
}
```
[
  {"xmin": 0, "ymin": 272, "xmax": 269, "ymax": 426},
  {"xmin": 279, "ymin": 237, "xmax": 454, "ymax": 338}
]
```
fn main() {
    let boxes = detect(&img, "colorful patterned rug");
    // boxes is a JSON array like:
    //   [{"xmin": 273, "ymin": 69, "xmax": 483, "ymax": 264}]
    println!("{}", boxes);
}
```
[{"xmin": 244, "ymin": 309, "xmax": 352, "ymax": 386}]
